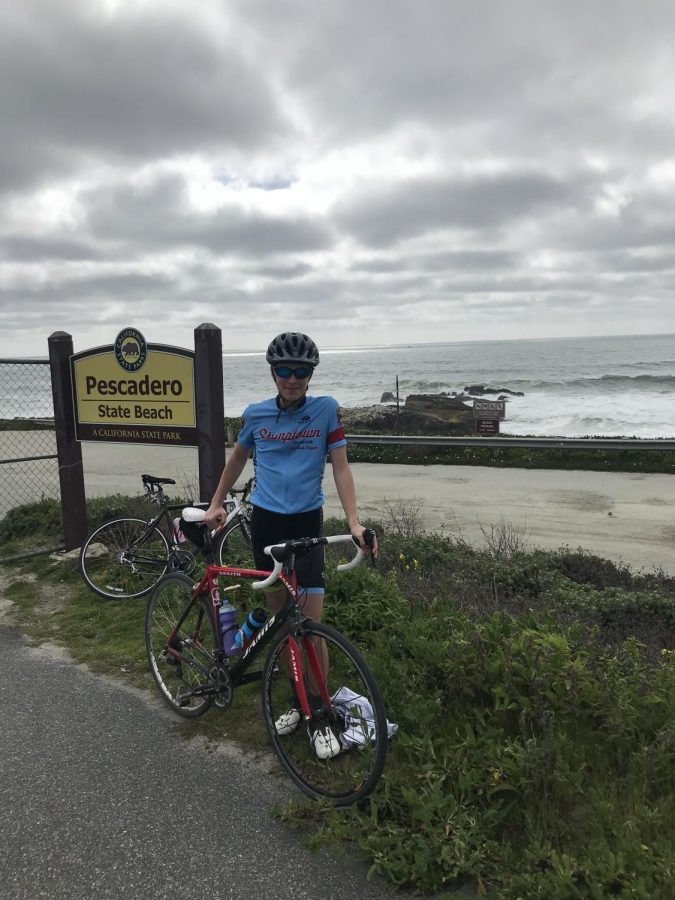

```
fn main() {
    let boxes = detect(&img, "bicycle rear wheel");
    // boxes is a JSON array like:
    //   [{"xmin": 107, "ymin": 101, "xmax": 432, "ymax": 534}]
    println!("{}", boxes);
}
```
[
  {"xmin": 215, "ymin": 519, "xmax": 255, "ymax": 568},
  {"xmin": 80, "ymin": 517, "xmax": 170, "ymax": 599},
  {"xmin": 262, "ymin": 621, "xmax": 388, "ymax": 806},
  {"xmin": 145, "ymin": 574, "xmax": 217, "ymax": 718}
]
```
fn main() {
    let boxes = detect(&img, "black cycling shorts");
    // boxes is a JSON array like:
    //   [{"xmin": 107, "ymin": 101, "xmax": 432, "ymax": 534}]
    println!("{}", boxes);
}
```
[{"xmin": 250, "ymin": 505, "xmax": 325, "ymax": 592}]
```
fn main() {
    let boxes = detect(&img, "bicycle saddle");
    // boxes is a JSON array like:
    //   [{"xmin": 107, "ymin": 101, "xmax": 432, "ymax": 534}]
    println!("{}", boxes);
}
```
[{"xmin": 142, "ymin": 474, "xmax": 176, "ymax": 486}]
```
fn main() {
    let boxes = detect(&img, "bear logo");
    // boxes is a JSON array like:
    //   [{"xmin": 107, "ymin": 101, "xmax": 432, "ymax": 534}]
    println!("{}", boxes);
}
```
[{"xmin": 115, "ymin": 328, "xmax": 147, "ymax": 372}]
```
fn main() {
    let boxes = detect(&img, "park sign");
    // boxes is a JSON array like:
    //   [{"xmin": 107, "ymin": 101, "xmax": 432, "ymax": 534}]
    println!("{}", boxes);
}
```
[
  {"xmin": 473, "ymin": 398, "xmax": 505, "ymax": 436},
  {"xmin": 473, "ymin": 399, "xmax": 506, "ymax": 420},
  {"xmin": 70, "ymin": 328, "xmax": 197, "ymax": 445}
]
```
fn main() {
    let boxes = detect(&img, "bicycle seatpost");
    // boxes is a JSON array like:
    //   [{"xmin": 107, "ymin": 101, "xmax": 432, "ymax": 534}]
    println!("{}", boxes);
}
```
[{"xmin": 201, "ymin": 523, "xmax": 217, "ymax": 565}]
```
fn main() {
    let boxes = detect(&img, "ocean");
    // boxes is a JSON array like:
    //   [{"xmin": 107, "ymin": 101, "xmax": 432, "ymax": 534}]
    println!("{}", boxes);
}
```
[
  {"xmin": 3, "ymin": 333, "xmax": 674, "ymax": 438},
  {"xmin": 222, "ymin": 332, "xmax": 675, "ymax": 438}
]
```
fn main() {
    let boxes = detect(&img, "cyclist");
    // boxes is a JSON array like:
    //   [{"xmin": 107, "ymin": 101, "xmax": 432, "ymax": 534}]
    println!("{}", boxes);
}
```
[{"xmin": 204, "ymin": 331, "xmax": 377, "ymax": 759}]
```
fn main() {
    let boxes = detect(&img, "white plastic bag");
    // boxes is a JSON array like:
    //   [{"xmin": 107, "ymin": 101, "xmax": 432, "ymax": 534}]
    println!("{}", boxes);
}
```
[{"xmin": 331, "ymin": 686, "xmax": 398, "ymax": 749}]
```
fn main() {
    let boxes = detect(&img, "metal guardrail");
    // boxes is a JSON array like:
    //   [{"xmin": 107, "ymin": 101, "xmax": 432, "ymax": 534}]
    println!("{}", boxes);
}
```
[{"xmin": 346, "ymin": 434, "xmax": 675, "ymax": 450}]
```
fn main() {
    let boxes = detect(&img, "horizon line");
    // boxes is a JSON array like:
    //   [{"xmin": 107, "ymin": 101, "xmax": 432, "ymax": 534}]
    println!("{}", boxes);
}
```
[{"xmin": 221, "ymin": 330, "xmax": 674, "ymax": 357}]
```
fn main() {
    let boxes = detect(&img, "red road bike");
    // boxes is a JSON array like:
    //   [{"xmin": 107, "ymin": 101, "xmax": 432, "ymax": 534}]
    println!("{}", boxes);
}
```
[{"xmin": 145, "ymin": 519, "xmax": 388, "ymax": 806}]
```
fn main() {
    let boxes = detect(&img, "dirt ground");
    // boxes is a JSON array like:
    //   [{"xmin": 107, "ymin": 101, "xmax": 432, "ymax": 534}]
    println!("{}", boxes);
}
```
[
  {"xmin": 3, "ymin": 433, "xmax": 673, "ymax": 574},
  {"xmin": 324, "ymin": 463, "xmax": 675, "ymax": 576},
  {"xmin": 63, "ymin": 442, "xmax": 675, "ymax": 576}
]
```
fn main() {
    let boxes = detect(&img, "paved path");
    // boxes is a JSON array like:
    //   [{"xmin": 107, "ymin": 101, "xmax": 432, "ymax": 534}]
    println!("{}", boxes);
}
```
[{"xmin": 0, "ymin": 627, "xmax": 394, "ymax": 900}]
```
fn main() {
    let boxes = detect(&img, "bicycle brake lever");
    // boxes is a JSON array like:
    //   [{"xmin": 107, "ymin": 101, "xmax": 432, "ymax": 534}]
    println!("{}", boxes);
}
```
[{"xmin": 353, "ymin": 529, "xmax": 377, "ymax": 566}]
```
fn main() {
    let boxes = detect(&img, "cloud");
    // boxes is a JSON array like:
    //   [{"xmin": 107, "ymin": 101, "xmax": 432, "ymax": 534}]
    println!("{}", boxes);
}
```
[
  {"xmin": 352, "ymin": 249, "xmax": 520, "ymax": 274},
  {"xmin": 334, "ymin": 169, "xmax": 593, "ymax": 246},
  {"xmin": 0, "ymin": 236, "xmax": 101, "ymax": 262},
  {"xmin": 2, "ymin": 0, "xmax": 675, "ymax": 356},
  {"xmin": 0, "ymin": 0, "xmax": 289, "ymax": 192},
  {"xmin": 79, "ymin": 170, "xmax": 334, "ymax": 255}
]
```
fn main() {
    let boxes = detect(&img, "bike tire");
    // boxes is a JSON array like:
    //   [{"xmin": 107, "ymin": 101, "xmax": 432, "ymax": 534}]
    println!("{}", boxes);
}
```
[
  {"xmin": 215, "ymin": 519, "xmax": 255, "ymax": 568},
  {"xmin": 80, "ymin": 517, "xmax": 170, "ymax": 600},
  {"xmin": 262, "ymin": 621, "xmax": 388, "ymax": 806},
  {"xmin": 145, "ymin": 573, "xmax": 217, "ymax": 718}
]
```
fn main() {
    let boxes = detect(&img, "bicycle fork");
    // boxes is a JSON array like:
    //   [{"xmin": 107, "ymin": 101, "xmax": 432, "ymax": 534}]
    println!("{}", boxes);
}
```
[{"xmin": 287, "ymin": 634, "xmax": 331, "ymax": 721}]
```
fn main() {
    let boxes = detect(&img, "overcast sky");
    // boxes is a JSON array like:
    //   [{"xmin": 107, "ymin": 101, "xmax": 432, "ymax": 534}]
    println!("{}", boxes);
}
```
[{"xmin": 2, "ymin": 0, "xmax": 675, "ymax": 357}]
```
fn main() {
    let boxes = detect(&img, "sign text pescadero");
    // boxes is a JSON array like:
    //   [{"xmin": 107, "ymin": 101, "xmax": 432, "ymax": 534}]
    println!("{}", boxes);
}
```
[{"xmin": 70, "ymin": 329, "xmax": 197, "ymax": 445}]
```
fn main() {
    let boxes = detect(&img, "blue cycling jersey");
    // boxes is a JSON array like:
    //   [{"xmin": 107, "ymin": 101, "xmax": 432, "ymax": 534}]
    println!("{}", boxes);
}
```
[{"xmin": 237, "ymin": 395, "xmax": 347, "ymax": 514}]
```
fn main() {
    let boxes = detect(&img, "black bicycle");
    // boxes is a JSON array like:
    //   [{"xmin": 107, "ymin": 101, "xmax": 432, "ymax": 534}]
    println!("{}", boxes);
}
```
[
  {"xmin": 145, "ymin": 516, "xmax": 389, "ymax": 806},
  {"xmin": 80, "ymin": 474, "xmax": 254, "ymax": 600}
]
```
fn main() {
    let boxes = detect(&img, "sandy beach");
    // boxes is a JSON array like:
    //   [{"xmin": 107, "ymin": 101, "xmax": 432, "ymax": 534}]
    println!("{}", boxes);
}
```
[{"xmin": 62, "ymin": 442, "xmax": 675, "ymax": 576}]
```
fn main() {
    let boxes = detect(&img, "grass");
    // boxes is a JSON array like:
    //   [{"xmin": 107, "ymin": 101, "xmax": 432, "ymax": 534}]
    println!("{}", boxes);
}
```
[{"xmin": 2, "ymin": 499, "xmax": 675, "ymax": 897}]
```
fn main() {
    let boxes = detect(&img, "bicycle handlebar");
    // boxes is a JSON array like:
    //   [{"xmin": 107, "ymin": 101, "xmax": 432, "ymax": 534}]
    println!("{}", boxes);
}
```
[
  {"xmin": 180, "ymin": 506, "xmax": 372, "ymax": 591},
  {"xmin": 252, "ymin": 534, "xmax": 368, "ymax": 590}
]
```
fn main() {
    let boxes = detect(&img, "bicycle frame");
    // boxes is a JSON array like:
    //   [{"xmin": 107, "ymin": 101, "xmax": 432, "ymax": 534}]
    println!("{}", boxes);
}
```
[
  {"xmin": 211, "ymin": 502, "xmax": 253, "ymax": 560},
  {"xmin": 130, "ymin": 479, "xmax": 252, "ymax": 561},
  {"xmin": 164, "ymin": 532, "xmax": 365, "ymax": 716},
  {"xmin": 220, "ymin": 495, "xmax": 251, "ymax": 531},
  {"xmin": 114, "ymin": 506, "xmax": 187, "ymax": 580},
  {"xmin": 144, "ymin": 505, "xmax": 184, "ymax": 544}
]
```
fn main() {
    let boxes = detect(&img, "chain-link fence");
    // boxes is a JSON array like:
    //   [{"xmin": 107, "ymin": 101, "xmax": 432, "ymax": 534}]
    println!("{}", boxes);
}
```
[{"xmin": 0, "ymin": 360, "xmax": 59, "ymax": 519}]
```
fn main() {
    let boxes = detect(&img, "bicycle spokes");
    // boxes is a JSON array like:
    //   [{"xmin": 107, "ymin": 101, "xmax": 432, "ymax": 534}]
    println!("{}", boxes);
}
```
[
  {"xmin": 81, "ymin": 517, "xmax": 170, "ymax": 599},
  {"xmin": 263, "ymin": 622, "xmax": 388, "ymax": 805},
  {"xmin": 145, "ymin": 575, "xmax": 219, "ymax": 718}
]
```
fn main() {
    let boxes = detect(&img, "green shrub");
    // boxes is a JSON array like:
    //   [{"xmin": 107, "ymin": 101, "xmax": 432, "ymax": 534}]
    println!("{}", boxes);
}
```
[
  {"xmin": 553, "ymin": 548, "xmax": 675, "ymax": 595},
  {"xmin": 4, "ymin": 495, "xmax": 675, "ymax": 896},
  {"xmin": 345, "ymin": 442, "xmax": 675, "ymax": 475},
  {"xmin": 0, "ymin": 497, "xmax": 63, "ymax": 542},
  {"xmin": 304, "ymin": 532, "xmax": 675, "ymax": 896},
  {"xmin": 85, "ymin": 492, "xmax": 158, "ymax": 528}
]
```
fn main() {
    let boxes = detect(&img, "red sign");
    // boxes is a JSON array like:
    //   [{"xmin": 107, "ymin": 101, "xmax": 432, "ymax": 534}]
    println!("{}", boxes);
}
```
[{"xmin": 475, "ymin": 418, "xmax": 500, "ymax": 435}]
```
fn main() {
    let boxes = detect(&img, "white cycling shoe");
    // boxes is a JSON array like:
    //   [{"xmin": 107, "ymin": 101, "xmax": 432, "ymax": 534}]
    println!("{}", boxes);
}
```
[
  {"xmin": 309, "ymin": 723, "xmax": 341, "ymax": 760},
  {"xmin": 274, "ymin": 707, "xmax": 301, "ymax": 735},
  {"xmin": 275, "ymin": 707, "xmax": 341, "ymax": 759}
]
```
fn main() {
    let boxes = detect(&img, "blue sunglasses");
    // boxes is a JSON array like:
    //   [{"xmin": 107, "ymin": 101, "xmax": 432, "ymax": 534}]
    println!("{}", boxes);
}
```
[{"xmin": 273, "ymin": 365, "xmax": 313, "ymax": 379}]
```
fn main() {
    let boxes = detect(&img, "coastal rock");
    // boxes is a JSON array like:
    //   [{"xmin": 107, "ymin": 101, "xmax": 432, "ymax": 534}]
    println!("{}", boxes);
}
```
[
  {"xmin": 404, "ymin": 393, "xmax": 473, "ymax": 420},
  {"xmin": 465, "ymin": 384, "xmax": 524, "ymax": 397},
  {"xmin": 380, "ymin": 391, "xmax": 396, "ymax": 402},
  {"xmin": 342, "ymin": 394, "xmax": 474, "ymax": 435}
]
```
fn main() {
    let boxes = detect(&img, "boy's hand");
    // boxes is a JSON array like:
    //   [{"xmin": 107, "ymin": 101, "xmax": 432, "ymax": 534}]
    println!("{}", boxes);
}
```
[
  {"xmin": 352, "ymin": 524, "xmax": 378, "ymax": 560},
  {"xmin": 204, "ymin": 504, "xmax": 225, "ymax": 530}
]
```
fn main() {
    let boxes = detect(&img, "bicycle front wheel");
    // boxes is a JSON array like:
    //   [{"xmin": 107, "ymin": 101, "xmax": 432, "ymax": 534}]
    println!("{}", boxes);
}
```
[
  {"xmin": 262, "ymin": 622, "xmax": 388, "ymax": 806},
  {"xmin": 215, "ymin": 519, "xmax": 255, "ymax": 568},
  {"xmin": 145, "ymin": 574, "xmax": 217, "ymax": 718},
  {"xmin": 80, "ymin": 517, "xmax": 170, "ymax": 600}
]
